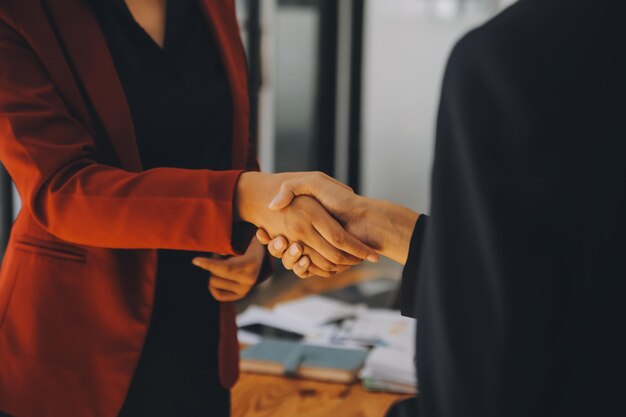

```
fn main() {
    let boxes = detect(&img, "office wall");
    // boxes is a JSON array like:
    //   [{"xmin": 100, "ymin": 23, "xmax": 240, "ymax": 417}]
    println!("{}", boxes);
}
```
[
  {"xmin": 359, "ymin": 0, "xmax": 512, "ymax": 213},
  {"xmin": 274, "ymin": 6, "xmax": 320, "ymax": 173}
]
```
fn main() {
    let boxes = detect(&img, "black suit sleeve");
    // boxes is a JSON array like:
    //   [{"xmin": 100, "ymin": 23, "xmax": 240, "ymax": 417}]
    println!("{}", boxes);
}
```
[{"xmin": 400, "ymin": 214, "xmax": 429, "ymax": 319}]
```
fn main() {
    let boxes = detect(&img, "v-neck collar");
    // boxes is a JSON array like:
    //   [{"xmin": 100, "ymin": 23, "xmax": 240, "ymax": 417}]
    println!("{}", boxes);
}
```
[
  {"xmin": 43, "ymin": 0, "xmax": 250, "ymax": 171},
  {"xmin": 105, "ymin": 0, "xmax": 196, "ymax": 52}
]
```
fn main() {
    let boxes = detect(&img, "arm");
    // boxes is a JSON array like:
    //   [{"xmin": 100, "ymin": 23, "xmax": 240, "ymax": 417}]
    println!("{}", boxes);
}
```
[
  {"xmin": 0, "ymin": 19, "xmax": 376, "ymax": 262},
  {"xmin": 0, "ymin": 18, "xmax": 247, "ymax": 253}
]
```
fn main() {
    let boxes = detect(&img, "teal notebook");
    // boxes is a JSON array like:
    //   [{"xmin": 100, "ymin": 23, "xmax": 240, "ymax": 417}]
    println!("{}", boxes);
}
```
[{"xmin": 241, "ymin": 339, "xmax": 369, "ymax": 383}]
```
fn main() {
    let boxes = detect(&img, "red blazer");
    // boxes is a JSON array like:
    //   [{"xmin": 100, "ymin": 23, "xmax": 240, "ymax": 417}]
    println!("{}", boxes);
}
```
[{"xmin": 0, "ymin": 1, "xmax": 261, "ymax": 416}]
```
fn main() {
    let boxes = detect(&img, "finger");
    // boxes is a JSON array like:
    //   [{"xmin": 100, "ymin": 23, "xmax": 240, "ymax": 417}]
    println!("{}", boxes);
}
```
[
  {"xmin": 302, "ymin": 246, "xmax": 343, "ymax": 272},
  {"xmin": 311, "ymin": 263, "xmax": 351, "ymax": 277},
  {"xmin": 192, "ymin": 257, "xmax": 234, "ymax": 276},
  {"xmin": 319, "ymin": 173, "xmax": 353, "ymax": 193},
  {"xmin": 298, "ymin": 224, "xmax": 360, "ymax": 266},
  {"xmin": 322, "ymin": 263, "xmax": 351, "ymax": 275},
  {"xmin": 256, "ymin": 229, "xmax": 271, "ymax": 245},
  {"xmin": 267, "ymin": 236, "xmax": 288, "ymax": 259},
  {"xmin": 311, "ymin": 214, "xmax": 379, "ymax": 263},
  {"xmin": 307, "ymin": 264, "xmax": 333, "ymax": 278},
  {"xmin": 292, "ymin": 256, "xmax": 313, "ymax": 279},
  {"xmin": 210, "ymin": 275, "xmax": 245, "ymax": 295},
  {"xmin": 281, "ymin": 242, "xmax": 304, "ymax": 270},
  {"xmin": 209, "ymin": 285, "xmax": 241, "ymax": 302},
  {"xmin": 268, "ymin": 182, "xmax": 298, "ymax": 210}
]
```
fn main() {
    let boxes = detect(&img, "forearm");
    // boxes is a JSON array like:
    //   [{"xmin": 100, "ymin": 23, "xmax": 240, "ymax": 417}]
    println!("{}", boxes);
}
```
[
  {"xmin": 359, "ymin": 197, "xmax": 420, "ymax": 265},
  {"xmin": 23, "ymin": 163, "xmax": 247, "ymax": 253}
]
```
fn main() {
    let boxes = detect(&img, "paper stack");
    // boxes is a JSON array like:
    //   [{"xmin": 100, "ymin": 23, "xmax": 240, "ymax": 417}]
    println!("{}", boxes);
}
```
[
  {"xmin": 236, "ymin": 285, "xmax": 419, "ymax": 394},
  {"xmin": 273, "ymin": 295, "xmax": 365, "ymax": 327},
  {"xmin": 360, "ymin": 346, "xmax": 417, "ymax": 394},
  {"xmin": 333, "ymin": 309, "xmax": 416, "ymax": 351}
]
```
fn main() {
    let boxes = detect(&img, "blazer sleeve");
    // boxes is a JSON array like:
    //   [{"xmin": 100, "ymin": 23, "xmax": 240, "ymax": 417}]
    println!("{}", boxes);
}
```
[
  {"xmin": 400, "ymin": 214, "xmax": 429, "ymax": 319},
  {"xmin": 0, "ymin": 18, "xmax": 248, "ymax": 255}
]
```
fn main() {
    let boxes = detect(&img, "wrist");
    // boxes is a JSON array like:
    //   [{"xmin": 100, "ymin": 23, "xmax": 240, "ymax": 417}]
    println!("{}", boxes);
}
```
[
  {"xmin": 235, "ymin": 171, "xmax": 266, "ymax": 224},
  {"xmin": 366, "ymin": 199, "xmax": 419, "ymax": 264}
]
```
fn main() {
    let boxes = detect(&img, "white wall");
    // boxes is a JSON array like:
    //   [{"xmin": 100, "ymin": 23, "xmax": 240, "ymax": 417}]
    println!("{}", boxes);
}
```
[{"xmin": 360, "ymin": 0, "xmax": 508, "ymax": 213}]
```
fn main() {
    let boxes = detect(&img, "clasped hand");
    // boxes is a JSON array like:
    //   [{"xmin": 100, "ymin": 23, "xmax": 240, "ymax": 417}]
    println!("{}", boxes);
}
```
[
  {"xmin": 237, "ymin": 172, "xmax": 380, "ymax": 279},
  {"xmin": 192, "ymin": 172, "xmax": 376, "ymax": 301},
  {"xmin": 194, "ymin": 171, "xmax": 416, "ymax": 294}
]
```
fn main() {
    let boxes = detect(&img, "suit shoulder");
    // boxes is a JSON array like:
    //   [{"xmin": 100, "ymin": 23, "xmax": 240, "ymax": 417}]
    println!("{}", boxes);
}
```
[
  {"xmin": 447, "ymin": 0, "xmax": 617, "ymax": 76},
  {"xmin": 448, "ymin": 0, "xmax": 549, "ymax": 69}
]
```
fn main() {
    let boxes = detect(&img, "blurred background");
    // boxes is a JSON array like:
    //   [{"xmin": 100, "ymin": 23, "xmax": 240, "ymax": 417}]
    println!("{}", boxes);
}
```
[
  {"xmin": 0, "ymin": 0, "xmax": 516, "ymax": 260},
  {"xmin": 0, "ymin": 1, "xmax": 521, "ymax": 414}
]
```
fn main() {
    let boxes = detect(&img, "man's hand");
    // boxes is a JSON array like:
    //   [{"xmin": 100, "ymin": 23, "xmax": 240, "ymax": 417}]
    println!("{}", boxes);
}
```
[
  {"xmin": 258, "ymin": 176, "xmax": 420, "ymax": 268},
  {"xmin": 192, "ymin": 238, "xmax": 265, "ymax": 302},
  {"xmin": 235, "ymin": 172, "xmax": 379, "ymax": 265}
]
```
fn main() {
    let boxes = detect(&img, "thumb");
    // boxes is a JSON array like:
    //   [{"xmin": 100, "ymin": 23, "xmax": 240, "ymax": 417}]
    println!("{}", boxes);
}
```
[
  {"xmin": 268, "ymin": 183, "xmax": 297, "ymax": 210},
  {"xmin": 192, "ymin": 257, "xmax": 232, "ymax": 275}
]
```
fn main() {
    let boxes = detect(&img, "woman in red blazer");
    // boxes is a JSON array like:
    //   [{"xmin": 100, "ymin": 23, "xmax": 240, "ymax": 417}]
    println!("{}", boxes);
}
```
[{"xmin": 0, "ymin": 0, "xmax": 376, "ymax": 416}]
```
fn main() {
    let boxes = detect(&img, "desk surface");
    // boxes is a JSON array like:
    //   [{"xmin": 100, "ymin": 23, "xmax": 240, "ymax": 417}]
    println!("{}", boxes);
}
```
[{"xmin": 232, "ymin": 263, "xmax": 412, "ymax": 417}]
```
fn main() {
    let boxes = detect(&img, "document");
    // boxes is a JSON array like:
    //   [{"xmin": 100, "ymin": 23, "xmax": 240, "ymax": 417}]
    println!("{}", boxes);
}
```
[
  {"xmin": 360, "ymin": 346, "xmax": 417, "ymax": 394},
  {"xmin": 333, "ymin": 309, "xmax": 416, "ymax": 351},
  {"xmin": 273, "ymin": 295, "xmax": 365, "ymax": 327}
]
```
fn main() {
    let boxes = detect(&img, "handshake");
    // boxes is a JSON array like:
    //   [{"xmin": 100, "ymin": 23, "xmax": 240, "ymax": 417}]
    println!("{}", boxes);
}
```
[
  {"xmin": 237, "ymin": 171, "xmax": 419, "ymax": 278},
  {"xmin": 193, "ymin": 171, "xmax": 418, "ymax": 301}
]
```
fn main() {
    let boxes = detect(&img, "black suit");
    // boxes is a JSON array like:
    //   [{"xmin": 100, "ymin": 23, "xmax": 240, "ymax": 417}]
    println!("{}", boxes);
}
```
[{"xmin": 401, "ymin": 0, "xmax": 625, "ymax": 416}]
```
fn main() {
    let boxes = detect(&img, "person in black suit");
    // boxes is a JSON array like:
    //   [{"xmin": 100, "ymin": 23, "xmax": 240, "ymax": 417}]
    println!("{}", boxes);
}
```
[{"xmin": 257, "ymin": 0, "xmax": 626, "ymax": 415}]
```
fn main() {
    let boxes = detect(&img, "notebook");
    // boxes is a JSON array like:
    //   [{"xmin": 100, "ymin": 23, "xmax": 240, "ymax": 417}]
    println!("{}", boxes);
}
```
[{"xmin": 240, "ymin": 339, "xmax": 369, "ymax": 383}]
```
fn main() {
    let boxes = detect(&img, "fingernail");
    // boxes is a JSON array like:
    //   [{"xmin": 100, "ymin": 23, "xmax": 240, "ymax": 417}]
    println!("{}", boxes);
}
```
[
  {"xmin": 274, "ymin": 239, "xmax": 285, "ymax": 250},
  {"xmin": 367, "ymin": 253, "xmax": 379, "ymax": 262},
  {"xmin": 299, "ymin": 258, "xmax": 308, "ymax": 267},
  {"xmin": 290, "ymin": 244, "xmax": 300, "ymax": 256}
]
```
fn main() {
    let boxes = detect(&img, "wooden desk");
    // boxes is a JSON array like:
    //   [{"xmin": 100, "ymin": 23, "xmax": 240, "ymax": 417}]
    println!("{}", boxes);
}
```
[{"xmin": 232, "ymin": 263, "xmax": 413, "ymax": 417}]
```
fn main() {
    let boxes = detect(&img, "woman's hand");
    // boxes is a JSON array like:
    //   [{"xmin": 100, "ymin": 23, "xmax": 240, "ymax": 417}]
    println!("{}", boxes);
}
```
[
  {"xmin": 236, "ymin": 172, "xmax": 379, "ymax": 265},
  {"xmin": 192, "ymin": 238, "xmax": 266, "ymax": 302},
  {"xmin": 256, "ymin": 230, "xmax": 352, "ymax": 279}
]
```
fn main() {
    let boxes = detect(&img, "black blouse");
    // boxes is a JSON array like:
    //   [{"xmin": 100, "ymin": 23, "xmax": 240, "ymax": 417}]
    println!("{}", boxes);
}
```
[
  {"xmin": 86, "ymin": 0, "xmax": 234, "ymax": 415},
  {"xmin": 90, "ymin": 0, "xmax": 232, "ymax": 172}
]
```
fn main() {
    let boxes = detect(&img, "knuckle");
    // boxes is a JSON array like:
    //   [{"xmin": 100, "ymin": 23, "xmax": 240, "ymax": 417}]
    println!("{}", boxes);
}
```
[
  {"xmin": 317, "ymin": 259, "xmax": 334, "ymax": 271},
  {"xmin": 328, "ymin": 252, "xmax": 344, "ymax": 265},
  {"xmin": 314, "ymin": 259, "xmax": 332, "ymax": 272},
  {"xmin": 225, "ymin": 263, "xmax": 236, "ymax": 274},
  {"xmin": 243, "ymin": 262, "xmax": 257, "ymax": 274},
  {"xmin": 292, "ymin": 223, "xmax": 305, "ymax": 235},
  {"xmin": 331, "ymin": 231, "xmax": 344, "ymax": 246}
]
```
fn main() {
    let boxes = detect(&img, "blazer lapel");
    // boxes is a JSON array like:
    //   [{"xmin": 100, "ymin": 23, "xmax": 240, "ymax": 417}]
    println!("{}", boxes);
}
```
[
  {"xmin": 45, "ymin": 0, "xmax": 142, "ymax": 172},
  {"xmin": 201, "ymin": 0, "xmax": 250, "ymax": 170}
]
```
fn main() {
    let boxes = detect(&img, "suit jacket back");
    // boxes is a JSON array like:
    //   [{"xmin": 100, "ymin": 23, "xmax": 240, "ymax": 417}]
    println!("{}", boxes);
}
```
[{"xmin": 415, "ymin": 0, "xmax": 626, "ymax": 415}]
